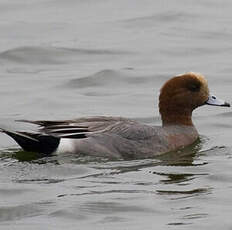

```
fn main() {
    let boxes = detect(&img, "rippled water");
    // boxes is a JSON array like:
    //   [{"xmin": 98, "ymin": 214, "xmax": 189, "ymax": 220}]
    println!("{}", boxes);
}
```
[{"xmin": 1, "ymin": 0, "xmax": 232, "ymax": 229}]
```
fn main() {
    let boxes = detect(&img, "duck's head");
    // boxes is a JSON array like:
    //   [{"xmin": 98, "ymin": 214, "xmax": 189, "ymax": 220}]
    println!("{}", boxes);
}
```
[{"xmin": 159, "ymin": 72, "xmax": 230, "ymax": 126}]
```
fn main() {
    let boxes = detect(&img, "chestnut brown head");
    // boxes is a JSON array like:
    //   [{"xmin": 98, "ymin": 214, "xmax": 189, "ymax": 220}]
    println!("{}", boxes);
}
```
[{"xmin": 159, "ymin": 72, "xmax": 229, "ymax": 126}]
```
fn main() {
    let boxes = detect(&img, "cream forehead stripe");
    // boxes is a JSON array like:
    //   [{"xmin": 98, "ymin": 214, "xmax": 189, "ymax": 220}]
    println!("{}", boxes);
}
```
[
  {"xmin": 176, "ymin": 72, "xmax": 208, "ymax": 88},
  {"xmin": 191, "ymin": 72, "xmax": 208, "ymax": 86}
]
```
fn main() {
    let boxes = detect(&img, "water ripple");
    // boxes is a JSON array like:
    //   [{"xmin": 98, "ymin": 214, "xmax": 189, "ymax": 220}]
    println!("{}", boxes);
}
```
[
  {"xmin": 0, "ymin": 46, "xmax": 132, "ymax": 65},
  {"xmin": 64, "ymin": 69, "xmax": 162, "ymax": 89},
  {"xmin": 0, "ymin": 204, "xmax": 42, "ymax": 222}
]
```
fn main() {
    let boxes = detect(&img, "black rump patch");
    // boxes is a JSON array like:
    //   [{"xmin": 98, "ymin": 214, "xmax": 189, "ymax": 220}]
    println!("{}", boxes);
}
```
[{"xmin": 1, "ymin": 130, "xmax": 60, "ymax": 156}]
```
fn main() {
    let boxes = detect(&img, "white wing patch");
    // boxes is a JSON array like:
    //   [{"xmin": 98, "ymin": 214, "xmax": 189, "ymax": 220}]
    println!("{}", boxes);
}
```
[{"xmin": 55, "ymin": 138, "xmax": 75, "ymax": 154}]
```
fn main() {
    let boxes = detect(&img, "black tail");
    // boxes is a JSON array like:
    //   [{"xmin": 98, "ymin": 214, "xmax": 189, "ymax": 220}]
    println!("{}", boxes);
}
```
[{"xmin": 0, "ymin": 129, "xmax": 60, "ymax": 156}]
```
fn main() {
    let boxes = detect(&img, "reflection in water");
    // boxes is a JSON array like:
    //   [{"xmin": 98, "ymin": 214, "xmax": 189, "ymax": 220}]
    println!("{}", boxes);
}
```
[
  {"xmin": 149, "ymin": 140, "xmax": 211, "ymax": 202},
  {"xmin": 0, "ymin": 129, "xmax": 229, "ymax": 227},
  {"xmin": 156, "ymin": 188, "xmax": 210, "ymax": 196},
  {"xmin": 155, "ymin": 138, "xmax": 203, "ymax": 166},
  {"xmin": 155, "ymin": 172, "xmax": 201, "ymax": 184}
]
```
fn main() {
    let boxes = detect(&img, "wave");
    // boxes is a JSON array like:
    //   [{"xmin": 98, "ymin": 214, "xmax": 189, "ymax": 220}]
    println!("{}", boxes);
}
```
[
  {"xmin": 65, "ymin": 69, "xmax": 167, "ymax": 89},
  {"xmin": 0, "ymin": 46, "xmax": 132, "ymax": 65}
]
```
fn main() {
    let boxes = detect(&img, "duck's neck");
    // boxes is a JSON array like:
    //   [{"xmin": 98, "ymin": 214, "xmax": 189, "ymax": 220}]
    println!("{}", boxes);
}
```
[{"xmin": 160, "ymin": 109, "xmax": 194, "ymax": 127}]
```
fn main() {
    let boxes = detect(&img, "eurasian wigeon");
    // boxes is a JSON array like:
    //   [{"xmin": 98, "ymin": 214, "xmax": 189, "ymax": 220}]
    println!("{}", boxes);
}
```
[{"xmin": 0, "ymin": 72, "xmax": 230, "ymax": 159}]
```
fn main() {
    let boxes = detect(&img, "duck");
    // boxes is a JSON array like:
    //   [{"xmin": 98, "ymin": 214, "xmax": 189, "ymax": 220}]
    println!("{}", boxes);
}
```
[{"xmin": 0, "ymin": 72, "xmax": 230, "ymax": 159}]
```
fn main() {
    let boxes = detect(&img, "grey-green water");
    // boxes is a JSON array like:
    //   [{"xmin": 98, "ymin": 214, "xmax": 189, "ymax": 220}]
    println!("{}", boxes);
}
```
[{"xmin": 0, "ymin": 0, "xmax": 232, "ymax": 229}]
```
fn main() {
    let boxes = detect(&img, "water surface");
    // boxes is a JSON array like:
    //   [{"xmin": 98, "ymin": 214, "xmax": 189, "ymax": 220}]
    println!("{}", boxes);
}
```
[{"xmin": 0, "ymin": 0, "xmax": 232, "ymax": 229}]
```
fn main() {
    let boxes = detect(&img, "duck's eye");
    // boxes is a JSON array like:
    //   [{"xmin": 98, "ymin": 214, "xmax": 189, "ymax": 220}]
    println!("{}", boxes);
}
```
[{"xmin": 187, "ymin": 83, "xmax": 201, "ymax": 92}]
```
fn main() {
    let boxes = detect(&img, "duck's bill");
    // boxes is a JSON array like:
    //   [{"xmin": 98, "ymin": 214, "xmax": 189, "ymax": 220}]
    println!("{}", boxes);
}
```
[{"xmin": 205, "ymin": 95, "xmax": 230, "ymax": 107}]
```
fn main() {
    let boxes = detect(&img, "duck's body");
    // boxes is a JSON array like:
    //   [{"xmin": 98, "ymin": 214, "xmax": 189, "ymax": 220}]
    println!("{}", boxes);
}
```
[
  {"xmin": 1, "ymin": 72, "xmax": 229, "ymax": 159},
  {"xmin": 66, "ymin": 124, "xmax": 198, "ymax": 159},
  {"xmin": 20, "ymin": 117, "xmax": 198, "ymax": 159}
]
